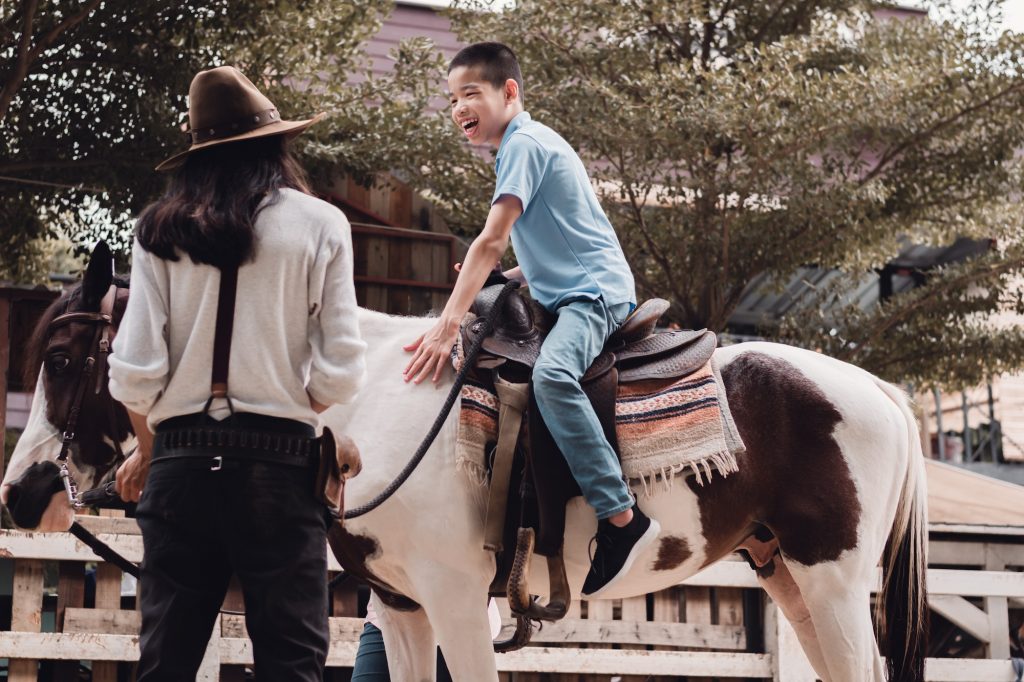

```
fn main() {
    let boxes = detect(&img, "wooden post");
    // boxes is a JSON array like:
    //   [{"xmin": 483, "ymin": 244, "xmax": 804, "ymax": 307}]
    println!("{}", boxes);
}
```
[
  {"xmin": 684, "ymin": 586, "xmax": 714, "ymax": 682},
  {"xmin": 91, "ymin": 509, "xmax": 127, "ymax": 680},
  {"xmin": 985, "ymin": 549, "xmax": 1011, "ymax": 658},
  {"xmin": 221, "ymin": 578, "xmax": 247, "ymax": 682},
  {"xmin": 9, "ymin": 559, "xmax": 44, "ymax": 682},
  {"xmin": 764, "ymin": 599, "xmax": 816, "ymax": 682},
  {"xmin": 53, "ymin": 561, "xmax": 87, "ymax": 682},
  {"xmin": 197, "ymin": 614, "xmax": 222, "ymax": 681}
]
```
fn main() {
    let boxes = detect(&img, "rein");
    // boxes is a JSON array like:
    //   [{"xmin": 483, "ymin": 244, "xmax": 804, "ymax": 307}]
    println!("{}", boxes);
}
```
[{"xmin": 343, "ymin": 280, "xmax": 518, "ymax": 520}]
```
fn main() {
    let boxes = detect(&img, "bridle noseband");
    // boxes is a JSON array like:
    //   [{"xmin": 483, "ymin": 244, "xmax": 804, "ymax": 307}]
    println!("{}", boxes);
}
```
[{"xmin": 46, "ymin": 284, "xmax": 128, "ymax": 508}]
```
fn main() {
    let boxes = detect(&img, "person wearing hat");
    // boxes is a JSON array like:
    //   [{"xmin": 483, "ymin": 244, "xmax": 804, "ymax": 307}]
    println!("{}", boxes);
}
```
[{"xmin": 109, "ymin": 66, "xmax": 366, "ymax": 681}]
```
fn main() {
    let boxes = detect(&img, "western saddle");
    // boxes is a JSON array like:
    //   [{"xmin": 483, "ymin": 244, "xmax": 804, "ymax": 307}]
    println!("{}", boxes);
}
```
[{"xmin": 461, "ymin": 281, "xmax": 716, "ymax": 651}]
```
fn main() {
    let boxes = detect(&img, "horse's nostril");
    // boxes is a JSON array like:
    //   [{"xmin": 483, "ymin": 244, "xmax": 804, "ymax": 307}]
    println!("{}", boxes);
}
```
[{"xmin": 4, "ymin": 484, "xmax": 19, "ymax": 511}]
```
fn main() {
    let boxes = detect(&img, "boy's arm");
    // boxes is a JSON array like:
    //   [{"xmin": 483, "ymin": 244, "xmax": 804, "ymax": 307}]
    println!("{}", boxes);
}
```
[{"xmin": 404, "ymin": 196, "xmax": 522, "ymax": 383}]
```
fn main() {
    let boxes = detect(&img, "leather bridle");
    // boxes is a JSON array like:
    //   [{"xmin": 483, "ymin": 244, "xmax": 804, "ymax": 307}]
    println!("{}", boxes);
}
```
[{"xmin": 46, "ymin": 284, "xmax": 129, "ymax": 508}]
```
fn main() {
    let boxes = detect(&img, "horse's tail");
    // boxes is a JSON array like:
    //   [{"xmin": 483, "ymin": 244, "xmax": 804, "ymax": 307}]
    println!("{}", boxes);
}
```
[{"xmin": 873, "ymin": 379, "xmax": 929, "ymax": 682}]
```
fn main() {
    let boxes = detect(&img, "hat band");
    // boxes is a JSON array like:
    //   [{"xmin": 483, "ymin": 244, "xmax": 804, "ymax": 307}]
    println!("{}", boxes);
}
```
[{"xmin": 188, "ymin": 108, "xmax": 281, "ymax": 144}]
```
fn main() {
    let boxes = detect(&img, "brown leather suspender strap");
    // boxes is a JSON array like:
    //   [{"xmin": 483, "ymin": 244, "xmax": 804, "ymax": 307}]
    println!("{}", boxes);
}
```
[{"xmin": 211, "ymin": 265, "xmax": 239, "ymax": 400}]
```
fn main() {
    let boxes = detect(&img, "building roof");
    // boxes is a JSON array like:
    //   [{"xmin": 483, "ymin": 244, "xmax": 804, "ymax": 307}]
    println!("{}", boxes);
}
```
[{"xmin": 927, "ymin": 458, "xmax": 1024, "ymax": 528}]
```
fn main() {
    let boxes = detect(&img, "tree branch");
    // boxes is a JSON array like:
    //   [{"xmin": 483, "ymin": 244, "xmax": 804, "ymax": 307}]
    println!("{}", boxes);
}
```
[
  {"xmin": 860, "ymin": 79, "xmax": 1024, "ymax": 186},
  {"xmin": 0, "ymin": 0, "xmax": 38, "ymax": 122},
  {"xmin": 839, "ymin": 258, "xmax": 1024, "ymax": 361},
  {"xmin": 0, "ymin": 0, "xmax": 102, "ymax": 122}
]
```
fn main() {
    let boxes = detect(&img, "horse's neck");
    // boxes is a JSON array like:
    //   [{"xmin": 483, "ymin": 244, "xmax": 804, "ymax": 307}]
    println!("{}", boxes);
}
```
[{"xmin": 328, "ymin": 308, "xmax": 459, "ymax": 491}]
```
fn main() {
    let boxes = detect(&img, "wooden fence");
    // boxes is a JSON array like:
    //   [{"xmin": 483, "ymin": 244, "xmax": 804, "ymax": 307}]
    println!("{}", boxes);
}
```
[
  {"xmin": 1, "ymin": 518, "xmax": 1022, "ymax": 681},
  {"xmin": 351, "ymin": 222, "xmax": 457, "ymax": 316}
]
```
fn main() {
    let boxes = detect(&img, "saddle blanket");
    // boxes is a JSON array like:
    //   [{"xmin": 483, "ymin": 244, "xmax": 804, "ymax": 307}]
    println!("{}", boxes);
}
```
[{"xmin": 457, "ymin": 357, "xmax": 746, "ymax": 494}]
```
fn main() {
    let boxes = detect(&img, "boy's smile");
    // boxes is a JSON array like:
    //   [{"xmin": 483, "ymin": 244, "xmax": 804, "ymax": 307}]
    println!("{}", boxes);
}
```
[{"xmin": 448, "ymin": 65, "xmax": 522, "ymax": 147}]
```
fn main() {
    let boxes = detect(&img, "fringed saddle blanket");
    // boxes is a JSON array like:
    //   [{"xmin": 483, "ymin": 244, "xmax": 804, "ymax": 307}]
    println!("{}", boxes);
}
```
[{"xmin": 457, "ymin": 357, "xmax": 746, "ymax": 494}]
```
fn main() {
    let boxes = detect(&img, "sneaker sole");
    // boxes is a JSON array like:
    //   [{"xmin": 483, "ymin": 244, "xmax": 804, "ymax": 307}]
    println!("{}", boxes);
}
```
[{"xmin": 582, "ymin": 517, "xmax": 662, "ymax": 599}]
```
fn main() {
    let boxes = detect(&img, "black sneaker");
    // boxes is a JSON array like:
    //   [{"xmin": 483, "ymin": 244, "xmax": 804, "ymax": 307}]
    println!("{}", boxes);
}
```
[{"xmin": 581, "ymin": 505, "xmax": 661, "ymax": 598}]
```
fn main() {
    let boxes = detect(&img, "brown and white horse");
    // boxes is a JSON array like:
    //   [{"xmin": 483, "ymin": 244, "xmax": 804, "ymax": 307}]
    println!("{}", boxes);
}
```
[{"xmin": 2, "ymin": 244, "xmax": 927, "ymax": 682}]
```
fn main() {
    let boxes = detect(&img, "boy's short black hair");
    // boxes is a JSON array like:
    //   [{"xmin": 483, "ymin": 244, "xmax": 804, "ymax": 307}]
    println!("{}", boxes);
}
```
[{"xmin": 448, "ymin": 42, "xmax": 523, "ymax": 100}]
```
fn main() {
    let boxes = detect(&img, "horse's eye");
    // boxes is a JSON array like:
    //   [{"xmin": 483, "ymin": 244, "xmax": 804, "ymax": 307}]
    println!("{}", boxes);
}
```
[{"xmin": 48, "ymin": 355, "xmax": 71, "ymax": 372}]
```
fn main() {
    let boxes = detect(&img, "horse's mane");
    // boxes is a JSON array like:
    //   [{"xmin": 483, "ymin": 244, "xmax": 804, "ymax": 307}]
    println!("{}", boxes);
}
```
[{"xmin": 23, "ymin": 275, "xmax": 130, "ymax": 390}]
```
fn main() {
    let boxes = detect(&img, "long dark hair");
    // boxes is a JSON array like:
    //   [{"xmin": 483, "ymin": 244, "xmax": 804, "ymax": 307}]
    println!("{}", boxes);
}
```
[{"xmin": 136, "ymin": 135, "xmax": 313, "ymax": 268}]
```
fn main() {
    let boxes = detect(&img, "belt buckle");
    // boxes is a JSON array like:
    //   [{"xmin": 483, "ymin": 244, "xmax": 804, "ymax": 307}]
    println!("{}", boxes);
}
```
[{"xmin": 210, "ymin": 455, "xmax": 223, "ymax": 472}]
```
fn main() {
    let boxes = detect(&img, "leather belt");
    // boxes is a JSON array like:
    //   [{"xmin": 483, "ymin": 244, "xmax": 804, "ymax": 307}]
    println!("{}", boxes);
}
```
[{"xmin": 154, "ymin": 427, "xmax": 320, "ymax": 470}]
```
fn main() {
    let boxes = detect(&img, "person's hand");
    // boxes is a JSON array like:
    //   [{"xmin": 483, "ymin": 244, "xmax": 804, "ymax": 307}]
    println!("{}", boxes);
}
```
[
  {"xmin": 308, "ymin": 392, "xmax": 331, "ymax": 414},
  {"xmin": 114, "ymin": 448, "xmax": 151, "ymax": 503},
  {"xmin": 403, "ymin": 317, "xmax": 460, "ymax": 384}
]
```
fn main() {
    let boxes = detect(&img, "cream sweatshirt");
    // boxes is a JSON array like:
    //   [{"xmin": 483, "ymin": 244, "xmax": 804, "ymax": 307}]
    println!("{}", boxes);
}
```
[{"xmin": 109, "ymin": 188, "xmax": 367, "ymax": 431}]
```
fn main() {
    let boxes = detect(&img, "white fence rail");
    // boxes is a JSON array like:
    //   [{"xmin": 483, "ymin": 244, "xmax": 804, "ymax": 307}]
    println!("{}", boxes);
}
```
[{"xmin": 1, "ymin": 519, "xmax": 1022, "ymax": 681}]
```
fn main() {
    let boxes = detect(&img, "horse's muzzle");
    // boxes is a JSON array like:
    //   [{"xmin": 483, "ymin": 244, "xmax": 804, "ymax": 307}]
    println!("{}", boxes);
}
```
[{"xmin": 3, "ymin": 460, "xmax": 64, "ymax": 529}]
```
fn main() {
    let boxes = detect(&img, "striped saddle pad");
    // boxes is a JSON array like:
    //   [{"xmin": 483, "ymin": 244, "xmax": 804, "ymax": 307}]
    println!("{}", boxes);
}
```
[{"xmin": 456, "ymin": 356, "xmax": 746, "ymax": 494}]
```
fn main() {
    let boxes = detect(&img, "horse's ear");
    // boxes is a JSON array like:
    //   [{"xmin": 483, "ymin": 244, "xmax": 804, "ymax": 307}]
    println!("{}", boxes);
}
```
[{"xmin": 81, "ymin": 240, "xmax": 114, "ymax": 309}]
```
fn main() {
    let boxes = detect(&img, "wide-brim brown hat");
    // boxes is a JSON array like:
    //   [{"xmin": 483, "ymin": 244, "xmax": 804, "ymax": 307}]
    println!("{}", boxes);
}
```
[{"xmin": 155, "ymin": 66, "xmax": 324, "ymax": 171}]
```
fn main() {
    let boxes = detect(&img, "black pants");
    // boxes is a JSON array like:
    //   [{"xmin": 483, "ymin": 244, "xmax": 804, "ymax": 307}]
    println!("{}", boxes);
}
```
[{"xmin": 135, "ymin": 418, "xmax": 330, "ymax": 681}]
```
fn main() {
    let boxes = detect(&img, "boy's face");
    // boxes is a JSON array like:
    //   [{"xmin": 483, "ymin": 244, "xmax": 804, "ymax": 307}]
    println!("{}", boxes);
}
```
[{"xmin": 448, "ymin": 65, "xmax": 521, "ymax": 148}]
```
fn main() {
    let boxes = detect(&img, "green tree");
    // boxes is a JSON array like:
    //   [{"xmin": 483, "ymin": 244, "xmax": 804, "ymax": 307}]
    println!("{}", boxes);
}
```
[
  {"xmin": 0, "ymin": 0, "xmax": 450, "ymax": 276},
  {"xmin": 413, "ymin": 0, "xmax": 1024, "ymax": 389}
]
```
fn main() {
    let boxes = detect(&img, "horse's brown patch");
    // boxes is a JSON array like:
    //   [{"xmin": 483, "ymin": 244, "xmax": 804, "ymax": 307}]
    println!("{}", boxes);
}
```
[
  {"xmin": 327, "ymin": 524, "xmax": 420, "ymax": 611},
  {"xmin": 692, "ymin": 352, "xmax": 861, "ymax": 567},
  {"xmin": 652, "ymin": 536, "xmax": 692, "ymax": 571}
]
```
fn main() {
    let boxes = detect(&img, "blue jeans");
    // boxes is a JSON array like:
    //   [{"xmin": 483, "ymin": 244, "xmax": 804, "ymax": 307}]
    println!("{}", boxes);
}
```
[
  {"xmin": 532, "ymin": 297, "xmax": 634, "ymax": 519},
  {"xmin": 351, "ymin": 622, "xmax": 452, "ymax": 681}
]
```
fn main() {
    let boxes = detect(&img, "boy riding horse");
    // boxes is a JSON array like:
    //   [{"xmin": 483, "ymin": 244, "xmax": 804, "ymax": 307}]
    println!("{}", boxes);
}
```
[{"xmin": 403, "ymin": 42, "xmax": 660, "ymax": 597}]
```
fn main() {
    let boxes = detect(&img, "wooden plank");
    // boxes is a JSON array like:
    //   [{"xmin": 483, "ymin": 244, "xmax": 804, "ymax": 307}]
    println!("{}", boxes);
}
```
[
  {"xmin": 65, "ymin": 607, "xmax": 142, "ymax": 635},
  {"xmin": 54, "ymin": 561, "xmax": 87, "ymax": 682},
  {"xmin": 73, "ymin": 514, "xmax": 142, "ymax": 535},
  {"xmin": 9, "ymin": 558, "xmax": 45, "ymax": 682},
  {"xmin": 364, "ymin": 235, "xmax": 389, "ymax": 312},
  {"xmin": 493, "ymin": 648, "xmax": 772, "ymax": 676},
  {"xmin": 586, "ymin": 597, "xmax": 614, "ymax": 622},
  {"xmin": 930, "ymin": 595, "xmax": 992, "ymax": 643},
  {"xmin": 0, "ymin": 629, "xmax": 1018, "ymax": 680},
  {"xmin": 92, "ymin": 558, "xmax": 123, "ymax": 682},
  {"xmin": 347, "ymin": 176, "xmax": 371, "ymax": 215},
  {"xmin": 197, "ymin": 615, "xmax": 221, "ymax": 681},
  {"xmin": 220, "ymin": 577, "xmax": 247, "ymax": 682},
  {"xmin": 5, "ymin": 529, "xmax": 1024, "ymax": 598},
  {"xmin": 685, "ymin": 586, "xmax": 714, "ymax": 682},
  {"xmin": 924, "ymin": 658, "xmax": 1022, "ymax": 681},
  {"xmin": 369, "ymin": 178, "xmax": 390, "ymax": 222},
  {"xmin": 389, "ymin": 181, "xmax": 413, "ymax": 228},
  {"xmin": 527, "ymin": 617, "xmax": 745, "ymax": 650},
  {"xmin": 984, "ymin": 596, "xmax": 1010, "ymax": 659},
  {"xmin": 352, "ymin": 222, "xmax": 456, "ymax": 242},
  {"xmin": 717, "ymin": 587, "xmax": 745, "ymax": 628},
  {"xmin": 619, "ymin": 594, "xmax": 648, "ymax": 682}
]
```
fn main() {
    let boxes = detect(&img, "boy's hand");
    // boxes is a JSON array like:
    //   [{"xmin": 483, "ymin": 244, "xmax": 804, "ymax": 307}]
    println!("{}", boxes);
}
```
[{"xmin": 403, "ymin": 317, "xmax": 460, "ymax": 384}]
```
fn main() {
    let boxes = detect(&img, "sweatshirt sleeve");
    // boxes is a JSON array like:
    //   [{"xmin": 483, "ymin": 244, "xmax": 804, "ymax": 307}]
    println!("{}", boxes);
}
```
[
  {"xmin": 108, "ymin": 239, "xmax": 171, "ymax": 414},
  {"xmin": 306, "ymin": 210, "xmax": 367, "ymax": 406}
]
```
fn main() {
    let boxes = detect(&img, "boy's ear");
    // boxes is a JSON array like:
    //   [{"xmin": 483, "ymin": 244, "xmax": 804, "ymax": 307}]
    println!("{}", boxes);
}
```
[{"xmin": 504, "ymin": 78, "xmax": 520, "ymax": 104}]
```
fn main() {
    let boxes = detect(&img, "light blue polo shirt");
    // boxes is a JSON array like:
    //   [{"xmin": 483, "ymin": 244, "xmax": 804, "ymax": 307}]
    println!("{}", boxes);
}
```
[{"xmin": 492, "ymin": 112, "xmax": 635, "ymax": 312}]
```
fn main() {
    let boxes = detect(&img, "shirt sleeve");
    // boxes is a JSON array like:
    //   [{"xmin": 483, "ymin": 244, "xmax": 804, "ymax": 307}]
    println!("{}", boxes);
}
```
[
  {"xmin": 306, "ymin": 210, "xmax": 367, "ymax": 406},
  {"xmin": 108, "ymin": 239, "xmax": 171, "ymax": 414},
  {"xmin": 492, "ymin": 134, "xmax": 548, "ymax": 211}
]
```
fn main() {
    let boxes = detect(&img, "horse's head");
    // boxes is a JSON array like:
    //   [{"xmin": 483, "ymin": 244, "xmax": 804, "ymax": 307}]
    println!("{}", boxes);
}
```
[{"xmin": 1, "ymin": 242, "xmax": 132, "ymax": 530}]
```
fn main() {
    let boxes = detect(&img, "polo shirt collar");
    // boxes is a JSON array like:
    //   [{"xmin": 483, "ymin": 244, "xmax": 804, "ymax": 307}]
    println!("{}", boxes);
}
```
[{"xmin": 496, "ymin": 111, "xmax": 532, "ymax": 164}]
